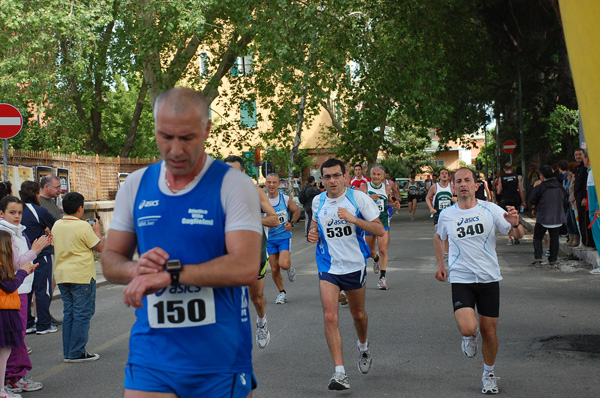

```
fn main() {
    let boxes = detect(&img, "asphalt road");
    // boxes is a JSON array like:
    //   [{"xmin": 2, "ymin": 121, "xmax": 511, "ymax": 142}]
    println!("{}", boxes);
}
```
[{"xmin": 23, "ymin": 206, "xmax": 600, "ymax": 397}]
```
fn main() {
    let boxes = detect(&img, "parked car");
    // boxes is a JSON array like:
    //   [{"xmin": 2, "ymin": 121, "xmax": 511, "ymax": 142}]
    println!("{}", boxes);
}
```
[{"xmin": 396, "ymin": 178, "xmax": 410, "ymax": 204}]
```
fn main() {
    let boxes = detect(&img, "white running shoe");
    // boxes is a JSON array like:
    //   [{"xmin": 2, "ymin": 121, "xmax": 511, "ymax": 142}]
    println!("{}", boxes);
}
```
[
  {"xmin": 358, "ymin": 346, "xmax": 372, "ymax": 374},
  {"xmin": 462, "ymin": 332, "xmax": 478, "ymax": 358},
  {"xmin": 35, "ymin": 325, "xmax": 58, "ymax": 335},
  {"xmin": 0, "ymin": 387, "xmax": 22, "ymax": 398},
  {"xmin": 338, "ymin": 291, "xmax": 348, "ymax": 305},
  {"xmin": 481, "ymin": 373, "xmax": 499, "ymax": 394},
  {"xmin": 14, "ymin": 377, "xmax": 42, "ymax": 392},
  {"xmin": 275, "ymin": 291, "xmax": 287, "ymax": 304},
  {"xmin": 590, "ymin": 267, "xmax": 600, "ymax": 275},
  {"xmin": 287, "ymin": 267, "xmax": 296, "ymax": 282},
  {"xmin": 372, "ymin": 254, "xmax": 380, "ymax": 274},
  {"xmin": 256, "ymin": 321, "xmax": 270, "ymax": 349},
  {"xmin": 377, "ymin": 277, "xmax": 388, "ymax": 290},
  {"xmin": 328, "ymin": 372, "xmax": 350, "ymax": 390}
]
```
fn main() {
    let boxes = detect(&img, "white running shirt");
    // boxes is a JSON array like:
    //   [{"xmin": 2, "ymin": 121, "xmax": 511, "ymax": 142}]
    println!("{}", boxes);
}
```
[{"xmin": 436, "ymin": 200, "xmax": 511, "ymax": 283}]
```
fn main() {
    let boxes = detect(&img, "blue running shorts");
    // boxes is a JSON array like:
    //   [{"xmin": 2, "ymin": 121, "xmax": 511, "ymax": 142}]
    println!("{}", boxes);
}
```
[
  {"xmin": 266, "ymin": 238, "xmax": 291, "ymax": 256},
  {"xmin": 125, "ymin": 363, "xmax": 257, "ymax": 398},
  {"xmin": 318, "ymin": 267, "xmax": 367, "ymax": 291}
]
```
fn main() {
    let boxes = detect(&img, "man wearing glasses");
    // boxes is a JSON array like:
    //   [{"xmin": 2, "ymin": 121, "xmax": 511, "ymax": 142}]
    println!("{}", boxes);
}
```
[
  {"xmin": 307, "ymin": 158, "xmax": 384, "ymax": 391},
  {"xmin": 39, "ymin": 175, "xmax": 62, "ymax": 219}
]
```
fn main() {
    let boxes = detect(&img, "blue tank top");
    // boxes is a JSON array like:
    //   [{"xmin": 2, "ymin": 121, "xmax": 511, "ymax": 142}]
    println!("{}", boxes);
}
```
[
  {"xmin": 129, "ymin": 161, "xmax": 253, "ymax": 375},
  {"xmin": 268, "ymin": 192, "xmax": 292, "ymax": 241}
]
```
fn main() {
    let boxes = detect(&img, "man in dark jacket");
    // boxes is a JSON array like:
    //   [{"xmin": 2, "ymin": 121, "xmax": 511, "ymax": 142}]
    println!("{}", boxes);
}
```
[
  {"xmin": 300, "ymin": 176, "xmax": 321, "ymax": 237},
  {"xmin": 529, "ymin": 165, "xmax": 568, "ymax": 264}
]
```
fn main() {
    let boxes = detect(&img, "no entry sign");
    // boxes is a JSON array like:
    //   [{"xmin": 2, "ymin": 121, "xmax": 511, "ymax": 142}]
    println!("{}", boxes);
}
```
[
  {"xmin": 503, "ymin": 140, "xmax": 517, "ymax": 154},
  {"xmin": 0, "ymin": 104, "xmax": 23, "ymax": 139}
]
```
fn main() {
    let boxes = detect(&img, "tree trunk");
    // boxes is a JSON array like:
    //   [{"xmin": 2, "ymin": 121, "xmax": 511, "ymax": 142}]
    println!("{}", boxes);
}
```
[
  {"xmin": 120, "ymin": 79, "xmax": 148, "ymax": 157},
  {"xmin": 288, "ymin": 82, "xmax": 309, "ymax": 198}
]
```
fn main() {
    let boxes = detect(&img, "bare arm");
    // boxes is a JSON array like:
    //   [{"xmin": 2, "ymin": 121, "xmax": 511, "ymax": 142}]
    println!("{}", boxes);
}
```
[
  {"xmin": 504, "ymin": 205, "xmax": 524, "ymax": 239},
  {"xmin": 92, "ymin": 218, "xmax": 104, "ymax": 253},
  {"xmin": 258, "ymin": 187, "xmax": 279, "ymax": 228},
  {"xmin": 484, "ymin": 180, "xmax": 493, "ymax": 202},
  {"xmin": 392, "ymin": 183, "xmax": 401, "ymax": 202},
  {"xmin": 101, "ymin": 230, "xmax": 140, "ymax": 285},
  {"xmin": 307, "ymin": 219, "xmax": 319, "ymax": 243},
  {"xmin": 287, "ymin": 198, "xmax": 301, "ymax": 225},
  {"xmin": 117, "ymin": 229, "xmax": 261, "ymax": 309},
  {"xmin": 434, "ymin": 233, "xmax": 447, "ymax": 281},
  {"xmin": 518, "ymin": 176, "xmax": 526, "ymax": 206},
  {"xmin": 426, "ymin": 185, "xmax": 437, "ymax": 214},
  {"xmin": 388, "ymin": 184, "xmax": 400, "ymax": 209}
]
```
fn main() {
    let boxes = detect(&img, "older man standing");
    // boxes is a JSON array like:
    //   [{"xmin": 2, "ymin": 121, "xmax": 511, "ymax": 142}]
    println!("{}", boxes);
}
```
[
  {"xmin": 39, "ymin": 175, "xmax": 62, "ymax": 219},
  {"xmin": 435, "ymin": 167, "xmax": 523, "ymax": 394},
  {"xmin": 39, "ymin": 174, "xmax": 63, "ymax": 326},
  {"xmin": 102, "ymin": 87, "xmax": 262, "ymax": 398}
]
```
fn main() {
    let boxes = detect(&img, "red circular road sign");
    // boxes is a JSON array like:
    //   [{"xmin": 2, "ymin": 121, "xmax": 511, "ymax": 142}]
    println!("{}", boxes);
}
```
[
  {"xmin": 0, "ymin": 104, "xmax": 23, "ymax": 139},
  {"xmin": 503, "ymin": 140, "xmax": 517, "ymax": 154}
]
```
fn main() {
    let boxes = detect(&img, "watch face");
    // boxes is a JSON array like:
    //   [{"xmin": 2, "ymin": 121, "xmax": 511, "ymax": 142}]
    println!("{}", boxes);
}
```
[{"xmin": 166, "ymin": 260, "xmax": 182, "ymax": 272}]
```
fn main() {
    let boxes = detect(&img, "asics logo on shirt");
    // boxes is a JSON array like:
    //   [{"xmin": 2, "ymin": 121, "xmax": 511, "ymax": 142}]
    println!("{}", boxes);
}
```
[
  {"xmin": 327, "ymin": 219, "xmax": 348, "ymax": 227},
  {"xmin": 457, "ymin": 216, "xmax": 480, "ymax": 226},
  {"xmin": 138, "ymin": 199, "xmax": 160, "ymax": 210}
]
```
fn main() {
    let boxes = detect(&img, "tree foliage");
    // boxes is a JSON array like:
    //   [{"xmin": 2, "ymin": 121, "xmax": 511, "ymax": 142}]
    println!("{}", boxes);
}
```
[{"xmin": 0, "ymin": 0, "xmax": 576, "ymax": 170}]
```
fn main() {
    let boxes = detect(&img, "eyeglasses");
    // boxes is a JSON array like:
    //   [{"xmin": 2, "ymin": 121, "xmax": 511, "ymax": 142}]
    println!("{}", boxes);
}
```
[
  {"xmin": 322, "ymin": 173, "xmax": 344, "ymax": 181},
  {"xmin": 52, "ymin": 185, "xmax": 61, "ymax": 190}
]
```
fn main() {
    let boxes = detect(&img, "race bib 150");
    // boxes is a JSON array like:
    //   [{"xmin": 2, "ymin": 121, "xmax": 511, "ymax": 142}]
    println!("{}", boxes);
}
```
[{"xmin": 147, "ymin": 285, "xmax": 216, "ymax": 329}]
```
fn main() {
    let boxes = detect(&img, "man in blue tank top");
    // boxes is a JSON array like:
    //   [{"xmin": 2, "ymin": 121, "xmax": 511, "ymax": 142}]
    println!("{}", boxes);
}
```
[
  {"xmin": 265, "ymin": 173, "xmax": 301, "ymax": 305},
  {"xmin": 102, "ymin": 87, "xmax": 262, "ymax": 398}
]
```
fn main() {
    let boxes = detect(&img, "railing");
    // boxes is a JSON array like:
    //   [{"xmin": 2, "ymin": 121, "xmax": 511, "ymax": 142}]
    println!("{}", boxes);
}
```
[{"xmin": 1, "ymin": 148, "xmax": 158, "ymax": 200}]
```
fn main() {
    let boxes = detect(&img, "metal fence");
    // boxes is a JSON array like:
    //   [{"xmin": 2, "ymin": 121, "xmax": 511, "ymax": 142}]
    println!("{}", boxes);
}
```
[{"xmin": 2, "ymin": 148, "xmax": 158, "ymax": 200}]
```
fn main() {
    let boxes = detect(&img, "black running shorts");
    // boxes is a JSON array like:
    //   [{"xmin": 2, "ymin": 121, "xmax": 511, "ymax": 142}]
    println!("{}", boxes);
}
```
[{"xmin": 451, "ymin": 282, "xmax": 500, "ymax": 318}]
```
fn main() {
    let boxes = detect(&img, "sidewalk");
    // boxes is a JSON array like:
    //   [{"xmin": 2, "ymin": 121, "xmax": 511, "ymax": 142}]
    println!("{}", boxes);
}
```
[{"xmin": 520, "ymin": 215, "xmax": 599, "ymax": 268}]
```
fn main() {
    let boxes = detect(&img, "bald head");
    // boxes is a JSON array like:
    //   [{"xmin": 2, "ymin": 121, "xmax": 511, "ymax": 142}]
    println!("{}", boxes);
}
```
[{"xmin": 154, "ymin": 87, "xmax": 210, "ymax": 128}]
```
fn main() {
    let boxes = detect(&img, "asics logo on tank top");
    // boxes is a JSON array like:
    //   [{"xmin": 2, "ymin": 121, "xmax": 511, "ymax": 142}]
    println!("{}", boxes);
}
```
[{"xmin": 138, "ymin": 199, "xmax": 159, "ymax": 209}]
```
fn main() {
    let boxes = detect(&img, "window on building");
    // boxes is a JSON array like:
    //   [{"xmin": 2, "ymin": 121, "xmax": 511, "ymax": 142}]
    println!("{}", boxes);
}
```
[
  {"xmin": 240, "ymin": 101, "xmax": 257, "ymax": 128},
  {"xmin": 435, "ymin": 159, "xmax": 445, "ymax": 166},
  {"xmin": 231, "ymin": 55, "xmax": 254, "ymax": 77},
  {"xmin": 199, "ymin": 51, "xmax": 210, "ymax": 79}
]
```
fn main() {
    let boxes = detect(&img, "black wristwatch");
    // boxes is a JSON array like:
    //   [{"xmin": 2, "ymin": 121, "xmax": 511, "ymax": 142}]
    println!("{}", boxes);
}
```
[{"xmin": 165, "ymin": 259, "xmax": 182, "ymax": 286}]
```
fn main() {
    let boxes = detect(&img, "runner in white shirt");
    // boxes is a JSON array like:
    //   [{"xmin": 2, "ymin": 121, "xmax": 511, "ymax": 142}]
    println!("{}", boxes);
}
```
[
  {"xmin": 307, "ymin": 158, "xmax": 383, "ymax": 391},
  {"xmin": 434, "ymin": 167, "xmax": 523, "ymax": 395}
]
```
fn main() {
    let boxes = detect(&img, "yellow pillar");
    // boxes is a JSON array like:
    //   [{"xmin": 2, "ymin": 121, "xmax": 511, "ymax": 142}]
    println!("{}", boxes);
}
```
[{"xmin": 560, "ymin": 0, "xmax": 600, "ymax": 186}]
